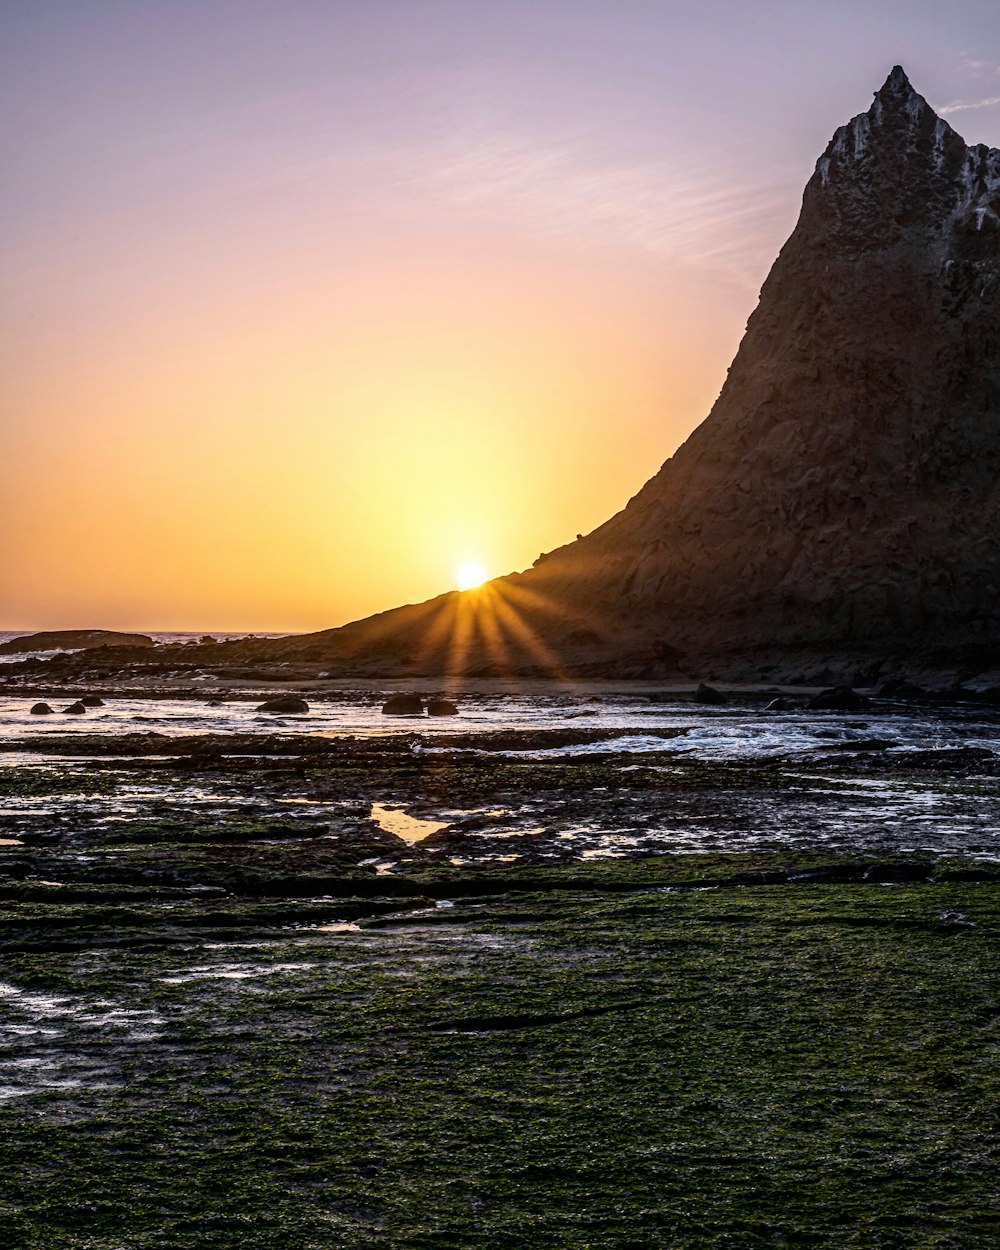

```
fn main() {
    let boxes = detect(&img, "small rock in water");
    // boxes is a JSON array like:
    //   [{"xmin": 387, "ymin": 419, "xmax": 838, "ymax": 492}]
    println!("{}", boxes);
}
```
[
  {"xmin": 79, "ymin": 695, "xmax": 105, "ymax": 707},
  {"xmin": 427, "ymin": 699, "xmax": 459, "ymax": 717},
  {"xmin": 256, "ymin": 696, "xmax": 309, "ymax": 714},
  {"xmin": 30, "ymin": 702, "xmax": 54, "ymax": 715},
  {"xmin": 382, "ymin": 694, "xmax": 424, "ymax": 716},
  {"xmin": 693, "ymin": 683, "xmax": 727, "ymax": 705},
  {"xmin": 809, "ymin": 686, "xmax": 870, "ymax": 710},
  {"xmin": 764, "ymin": 696, "xmax": 796, "ymax": 711},
  {"xmin": 62, "ymin": 702, "xmax": 87, "ymax": 714}
]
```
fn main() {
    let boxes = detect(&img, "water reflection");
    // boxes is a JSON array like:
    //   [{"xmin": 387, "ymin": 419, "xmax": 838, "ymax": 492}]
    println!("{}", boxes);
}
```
[{"xmin": 371, "ymin": 803, "xmax": 450, "ymax": 844}]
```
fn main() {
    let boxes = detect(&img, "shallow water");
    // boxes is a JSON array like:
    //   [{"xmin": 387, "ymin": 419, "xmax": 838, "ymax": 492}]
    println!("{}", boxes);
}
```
[
  {"xmin": 3, "ymin": 690, "xmax": 1000, "ymax": 761},
  {"xmin": 371, "ymin": 803, "xmax": 450, "ymax": 843},
  {"xmin": 3, "ymin": 692, "xmax": 1000, "ymax": 863}
]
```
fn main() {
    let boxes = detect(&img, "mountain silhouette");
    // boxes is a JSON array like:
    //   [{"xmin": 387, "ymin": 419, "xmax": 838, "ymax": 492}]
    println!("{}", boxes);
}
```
[{"xmin": 279, "ymin": 67, "xmax": 1000, "ymax": 680}]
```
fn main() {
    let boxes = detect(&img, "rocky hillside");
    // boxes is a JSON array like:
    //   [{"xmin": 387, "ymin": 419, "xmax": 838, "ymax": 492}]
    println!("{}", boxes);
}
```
[
  {"xmin": 20, "ymin": 68, "xmax": 996, "ymax": 685},
  {"xmin": 268, "ymin": 68, "xmax": 998, "ymax": 679},
  {"xmin": 542, "ymin": 67, "xmax": 1000, "ymax": 652}
]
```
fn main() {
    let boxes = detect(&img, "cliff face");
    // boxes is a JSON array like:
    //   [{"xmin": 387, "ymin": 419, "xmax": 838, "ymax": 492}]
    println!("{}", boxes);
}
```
[
  {"xmin": 519, "ymin": 67, "xmax": 1000, "ymax": 660},
  {"xmin": 286, "ymin": 68, "xmax": 1000, "ymax": 677}
]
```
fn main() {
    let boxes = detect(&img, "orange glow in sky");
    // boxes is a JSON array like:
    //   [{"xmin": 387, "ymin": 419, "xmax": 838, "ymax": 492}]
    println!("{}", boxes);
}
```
[{"xmin": 3, "ymin": 3, "xmax": 997, "ymax": 633}]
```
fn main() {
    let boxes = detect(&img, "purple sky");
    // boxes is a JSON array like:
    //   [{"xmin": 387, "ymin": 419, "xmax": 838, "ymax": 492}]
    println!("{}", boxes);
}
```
[{"xmin": 2, "ymin": 1, "xmax": 999, "ymax": 630}]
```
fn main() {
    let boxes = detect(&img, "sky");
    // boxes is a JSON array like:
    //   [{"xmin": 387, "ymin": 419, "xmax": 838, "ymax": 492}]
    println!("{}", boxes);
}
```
[{"xmin": 2, "ymin": 0, "xmax": 999, "ymax": 633}]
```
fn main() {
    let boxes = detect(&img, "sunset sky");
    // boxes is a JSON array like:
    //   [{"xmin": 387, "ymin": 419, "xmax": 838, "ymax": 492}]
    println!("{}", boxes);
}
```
[{"xmin": 3, "ymin": 0, "xmax": 999, "ymax": 633}]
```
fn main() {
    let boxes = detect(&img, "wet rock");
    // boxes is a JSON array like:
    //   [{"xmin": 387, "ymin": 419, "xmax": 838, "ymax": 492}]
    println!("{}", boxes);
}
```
[
  {"xmin": 693, "ymin": 683, "xmax": 727, "ymax": 705},
  {"xmin": 79, "ymin": 695, "xmax": 105, "ymax": 707},
  {"xmin": 892, "ymin": 747, "xmax": 996, "ymax": 771},
  {"xmin": 878, "ymin": 679, "xmax": 925, "ymax": 699},
  {"xmin": 829, "ymin": 737, "xmax": 894, "ymax": 754},
  {"xmin": 764, "ymin": 697, "xmax": 796, "ymax": 711},
  {"xmin": 427, "ymin": 699, "xmax": 459, "ymax": 717},
  {"xmin": 29, "ymin": 703, "xmax": 54, "ymax": 715},
  {"xmin": 0, "ymin": 629, "xmax": 155, "ymax": 655},
  {"xmin": 382, "ymin": 694, "xmax": 424, "ymax": 716},
  {"xmin": 62, "ymin": 702, "xmax": 87, "ymax": 714},
  {"xmin": 862, "ymin": 862, "xmax": 930, "ymax": 883},
  {"xmin": 256, "ymin": 697, "xmax": 309, "ymax": 714},
  {"xmin": 808, "ymin": 686, "xmax": 870, "ymax": 710},
  {"xmin": 729, "ymin": 870, "xmax": 789, "ymax": 886},
  {"xmin": 786, "ymin": 863, "xmax": 867, "ymax": 884},
  {"xmin": 936, "ymin": 911, "xmax": 975, "ymax": 929}
]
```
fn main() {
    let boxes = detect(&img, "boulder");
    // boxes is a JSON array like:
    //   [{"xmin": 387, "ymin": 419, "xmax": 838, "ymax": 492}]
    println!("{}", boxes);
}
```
[
  {"xmin": 79, "ymin": 695, "xmax": 105, "ymax": 707},
  {"xmin": 30, "ymin": 703, "xmax": 54, "ymax": 715},
  {"xmin": 808, "ymin": 686, "xmax": 871, "ymax": 710},
  {"xmin": 427, "ymin": 699, "xmax": 459, "ymax": 717},
  {"xmin": 62, "ymin": 702, "xmax": 87, "ymax": 714},
  {"xmin": 256, "ymin": 697, "xmax": 309, "ymax": 714},
  {"xmin": 765, "ymin": 697, "xmax": 796, "ymax": 711},
  {"xmin": 693, "ymin": 683, "xmax": 727, "ymax": 705},
  {"xmin": 382, "ymin": 694, "xmax": 425, "ymax": 716}
]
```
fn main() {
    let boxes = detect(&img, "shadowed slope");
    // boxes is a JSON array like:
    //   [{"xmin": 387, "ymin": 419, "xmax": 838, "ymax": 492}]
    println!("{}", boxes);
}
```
[{"xmin": 285, "ymin": 68, "xmax": 1000, "ymax": 678}]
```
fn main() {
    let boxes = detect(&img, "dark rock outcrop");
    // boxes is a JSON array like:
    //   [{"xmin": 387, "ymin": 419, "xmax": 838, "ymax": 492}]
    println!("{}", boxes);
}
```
[
  {"xmin": 513, "ymin": 67, "xmax": 1000, "ymax": 666},
  {"xmin": 241, "ymin": 68, "xmax": 998, "ymax": 682},
  {"xmin": 79, "ymin": 696, "xmax": 105, "ymax": 707},
  {"xmin": 19, "ymin": 68, "xmax": 996, "ymax": 685},
  {"xmin": 62, "ymin": 702, "xmax": 87, "ymax": 714},
  {"xmin": 809, "ymin": 687, "xmax": 871, "ymax": 710},
  {"xmin": 693, "ymin": 684, "xmax": 727, "ymax": 705},
  {"xmin": 382, "ymin": 694, "xmax": 424, "ymax": 716},
  {"xmin": 427, "ymin": 699, "xmax": 459, "ymax": 716},
  {"xmin": 256, "ymin": 697, "xmax": 309, "ymax": 714},
  {"xmin": 0, "ymin": 630, "xmax": 155, "ymax": 655},
  {"xmin": 29, "ymin": 703, "xmax": 53, "ymax": 715}
]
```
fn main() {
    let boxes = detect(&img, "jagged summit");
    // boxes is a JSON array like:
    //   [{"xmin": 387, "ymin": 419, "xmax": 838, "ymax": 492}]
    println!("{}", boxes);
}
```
[
  {"xmin": 274, "ymin": 69, "xmax": 1000, "ymax": 680},
  {"xmin": 882, "ymin": 63, "xmax": 913, "ymax": 91},
  {"xmin": 874, "ymin": 63, "xmax": 922, "ymax": 108},
  {"xmin": 813, "ymin": 65, "xmax": 999, "ymax": 243}
]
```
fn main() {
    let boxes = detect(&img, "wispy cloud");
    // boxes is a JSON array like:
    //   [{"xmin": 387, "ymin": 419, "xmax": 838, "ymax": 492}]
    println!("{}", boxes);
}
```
[
  {"xmin": 938, "ymin": 95, "xmax": 1000, "ymax": 115},
  {"xmin": 958, "ymin": 52, "xmax": 1000, "ymax": 76},
  {"xmin": 411, "ymin": 122, "xmax": 798, "ymax": 286}
]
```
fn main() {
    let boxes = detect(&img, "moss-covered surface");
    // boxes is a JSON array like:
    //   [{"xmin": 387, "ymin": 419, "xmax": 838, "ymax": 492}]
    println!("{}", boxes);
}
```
[
  {"xmin": 0, "ymin": 869, "xmax": 998, "ymax": 1248},
  {"xmin": 0, "ymin": 733, "xmax": 998, "ymax": 1246}
]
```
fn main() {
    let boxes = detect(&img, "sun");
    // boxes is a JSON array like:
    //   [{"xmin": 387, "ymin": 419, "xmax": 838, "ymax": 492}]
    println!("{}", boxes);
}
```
[{"xmin": 456, "ymin": 560, "xmax": 488, "ymax": 591}]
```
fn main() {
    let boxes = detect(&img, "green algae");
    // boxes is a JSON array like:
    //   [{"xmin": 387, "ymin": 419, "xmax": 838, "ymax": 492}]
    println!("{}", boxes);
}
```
[
  {"xmin": 0, "ymin": 867, "xmax": 998, "ymax": 1248},
  {"xmin": 0, "ymin": 737, "xmax": 998, "ymax": 1246}
]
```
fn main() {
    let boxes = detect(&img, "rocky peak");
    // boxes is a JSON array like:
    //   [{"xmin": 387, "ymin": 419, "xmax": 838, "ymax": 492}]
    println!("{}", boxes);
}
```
[
  {"xmin": 514, "ymin": 67, "xmax": 1000, "ymax": 666},
  {"xmin": 812, "ymin": 66, "xmax": 999, "ymax": 248},
  {"xmin": 276, "ymin": 69, "xmax": 1000, "ymax": 680}
]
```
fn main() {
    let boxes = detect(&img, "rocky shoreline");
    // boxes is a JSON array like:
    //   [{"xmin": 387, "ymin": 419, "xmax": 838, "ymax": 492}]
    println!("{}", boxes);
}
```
[{"xmin": 1, "ymin": 704, "xmax": 998, "ymax": 1245}]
